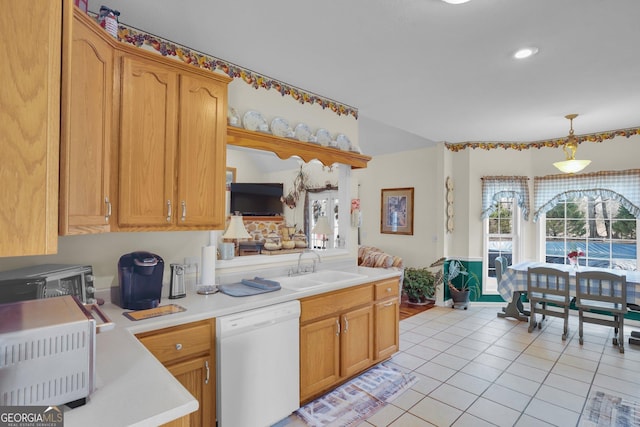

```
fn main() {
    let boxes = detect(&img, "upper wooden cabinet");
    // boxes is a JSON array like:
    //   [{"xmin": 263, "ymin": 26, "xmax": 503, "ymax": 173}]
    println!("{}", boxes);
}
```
[
  {"xmin": 0, "ymin": 0, "xmax": 69, "ymax": 257},
  {"xmin": 116, "ymin": 55, "xmax": 228, "ymax": 230},
  {"xmin": 117, "ymin": 55, "xmax": 178, "ymax": 228},
  {"xmin": 60, "ymin": 8, "xmax": 115, "ymax": 235},
  {"xmin": 58, "ymin": 7, "xmax": 230, "ymax": 233}
]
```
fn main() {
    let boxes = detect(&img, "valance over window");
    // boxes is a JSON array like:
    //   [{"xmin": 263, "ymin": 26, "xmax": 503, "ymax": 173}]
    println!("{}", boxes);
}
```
[
  {"xmin": 533, "ymin": 169, "xmax": 640, "ymax": 222},
  {"xmin": 481, "ymin": 176, "xmax": 530, "ymax": 221}
]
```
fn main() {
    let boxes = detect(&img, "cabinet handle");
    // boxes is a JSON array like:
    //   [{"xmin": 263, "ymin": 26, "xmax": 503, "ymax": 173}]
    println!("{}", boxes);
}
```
[
  {"xmin": 105, "ymin": 197, "xmax": 112, "ymax": 223},
  {"xmin": 175, "ymin": 343, "xmax": 182, "ymax": 350},
  {"xmin": 386, "ymin": 287, "xmax": 391, "ymax": 293},
  {"xmin": 383, "ymin": 301, "xmax": 394, "ymax": 307},
  {"xmin": 336, "ymin": 319, "xmax": 340, "ymax": 336},
  {"xmin": 343, "ymin": 317, "xmax": 349, "ymax": 333},
  {"xmin": 166, "ymin": 200, "xmax": 172, "ymax": 222},
  {"xmin": 181, "ymin": 201, "xmax": 186, "ymax": 221},
  {"xmin": 205, "ymin": 360, "xmax": 210, "ymax": 385}
]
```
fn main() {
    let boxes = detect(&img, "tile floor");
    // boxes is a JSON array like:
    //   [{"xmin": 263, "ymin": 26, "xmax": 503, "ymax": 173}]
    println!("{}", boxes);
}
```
[{"xmin": 359, "ymin": 306, "xmax": 640, "ymax": 427}]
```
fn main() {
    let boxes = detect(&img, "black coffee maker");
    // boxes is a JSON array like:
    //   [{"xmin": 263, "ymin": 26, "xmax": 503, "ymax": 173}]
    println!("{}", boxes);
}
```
[{"xmin": 117, "ymin": 251, "xmax": 164, "ymax": 310}]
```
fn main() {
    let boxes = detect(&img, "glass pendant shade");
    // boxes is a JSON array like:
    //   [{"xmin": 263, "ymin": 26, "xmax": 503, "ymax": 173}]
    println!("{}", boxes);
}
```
[
  {"xmin": 553, "ymin": 114, "xmax": 591, "ymax": 174},
  {"xmin": 553, "ymin": 159, "xmax": 591, "ymax": 174}
]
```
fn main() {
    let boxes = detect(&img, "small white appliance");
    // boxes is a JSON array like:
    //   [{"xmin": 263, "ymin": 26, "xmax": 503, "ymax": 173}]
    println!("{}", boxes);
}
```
[
  {"xmin": 0, "ymin": 295, "xmax": 113, "ymax": 407},
  {"xmin": 216, "ymin": 300, "xmax": 300, "ymax": 427}
]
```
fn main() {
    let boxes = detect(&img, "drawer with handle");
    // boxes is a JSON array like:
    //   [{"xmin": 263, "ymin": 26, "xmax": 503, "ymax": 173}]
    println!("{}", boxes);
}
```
[
  {"xmin": 137, "ymin": 320, "xmax": 213, "ymax": 364},
  {"xmin": 374, "ymin": 279, "xmax": 400, "ymax": 300}
]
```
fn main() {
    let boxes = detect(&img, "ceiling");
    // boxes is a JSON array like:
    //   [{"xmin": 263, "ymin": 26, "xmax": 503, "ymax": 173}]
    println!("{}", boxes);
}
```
[{"xmin": 100, "ymin": 0, "xmax": 640, "ymax": 156}]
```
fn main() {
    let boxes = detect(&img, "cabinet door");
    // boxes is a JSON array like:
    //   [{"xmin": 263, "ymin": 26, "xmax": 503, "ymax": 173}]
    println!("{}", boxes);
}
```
[
  {"xmin": 118, "ymin": 55, "xmax": 177, "ymax": 227},
  {"xmin": 300, "ymin": 316, "xmax": 340, "ymax": 402},
  {"xmin": 176, "ymin": 73, "xmax": 227, "ymax": 228},
  {"xmin": 340, "ymin": 305, "xmax": 374, "ymax": 378},
  {"xmin": 60, "ymin": 11, "xmax": 113, "ymax": 235},
  {"xmin": 163, "ymin": 355, "xmax": 214, "ymax": 427},
  {"xmin": 375, "ymin": 298, "xmax": 399, "ymax": 360},
  {"xmin": 0, "ymin": 0, "xmax": 64, "ymax": 256}
]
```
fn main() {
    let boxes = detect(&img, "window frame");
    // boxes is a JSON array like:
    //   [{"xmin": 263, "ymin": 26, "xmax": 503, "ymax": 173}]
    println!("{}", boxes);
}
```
[
  {"xmin": 307, "ymin": 189, "xmax": 339, "ymax": 249},
  {"xmin": 483, "ymin": 198, "xmax": 523, "ymax": 294},
  {"xmin": 536, "ymin": 195, "xmax": 639, "ymax": 270}
]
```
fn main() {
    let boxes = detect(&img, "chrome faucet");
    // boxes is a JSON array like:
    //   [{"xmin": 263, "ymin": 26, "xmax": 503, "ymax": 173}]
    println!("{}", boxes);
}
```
[{"xmin": 295, "ymin": 249, "xmax": 321, "ymax": 275}]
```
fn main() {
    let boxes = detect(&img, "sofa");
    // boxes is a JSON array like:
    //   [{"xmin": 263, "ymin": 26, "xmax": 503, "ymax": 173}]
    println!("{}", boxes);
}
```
[{"xmin": 357, "ymin": 246, "xmax": 404, "ymax": 289}]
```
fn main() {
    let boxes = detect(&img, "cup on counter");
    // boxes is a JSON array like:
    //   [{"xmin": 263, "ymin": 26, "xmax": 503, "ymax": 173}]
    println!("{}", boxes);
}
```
[{"xmin": 220, "ymin": 243, "xmax": 235, "ymax": 260}]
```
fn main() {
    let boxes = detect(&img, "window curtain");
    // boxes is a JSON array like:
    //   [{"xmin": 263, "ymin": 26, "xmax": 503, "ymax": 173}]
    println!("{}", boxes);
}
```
[
  {"xmin": 481, "ymin": 176, "xmax": 530, "ymax": 220},
  {"xmin": 532, "ymin": 169, "xmax": 640, "ymax": 222}
]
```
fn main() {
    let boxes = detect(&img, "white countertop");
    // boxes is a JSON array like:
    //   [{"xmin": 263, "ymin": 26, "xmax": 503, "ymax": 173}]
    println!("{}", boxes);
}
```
[{"xmin": 64, "ymin": 266, "xmax": 401, "ymax": 426}]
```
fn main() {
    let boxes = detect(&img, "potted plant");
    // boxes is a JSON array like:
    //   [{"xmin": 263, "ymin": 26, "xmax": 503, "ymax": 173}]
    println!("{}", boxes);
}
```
[
  {"xmin": 446, "ymin": 259, "xmax": 480, "ymax": 310},
  {"xmin": 402, "ymin": 258, "xmax": 445, "ymax": 305}
]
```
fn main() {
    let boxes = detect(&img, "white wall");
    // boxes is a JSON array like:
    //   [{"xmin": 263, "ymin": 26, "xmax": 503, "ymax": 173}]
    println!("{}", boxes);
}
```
[
  {"xmin": 356, "ymin": 133, "xmax": 640, "ymax": 273},
  {"xmin": 354, "ymin": 144, "xmax": 446, "ymax": 269}
]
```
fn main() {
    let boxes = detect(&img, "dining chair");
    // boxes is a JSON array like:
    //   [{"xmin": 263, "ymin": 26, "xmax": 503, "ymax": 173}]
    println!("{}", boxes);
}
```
[
  {"xmin": 495, "ymin": 256, "xmax": 506, "ymax": 284},
  {"xmin": 575, "ymin": 271, "xmax": 627, "ymax": 353},
  {"xmin": 527, "ymin": 267, "xmax": 571, "ymax": 340}
]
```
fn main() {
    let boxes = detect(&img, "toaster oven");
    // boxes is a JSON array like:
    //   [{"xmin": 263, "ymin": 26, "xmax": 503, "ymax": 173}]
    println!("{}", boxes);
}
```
[
  {"xmin": 0, "ymin": 295, "xmax": 113, "ymax": 407},
  {"xmin": 0, "ymin": 264, "xmax": 96, "ymax": 304}
]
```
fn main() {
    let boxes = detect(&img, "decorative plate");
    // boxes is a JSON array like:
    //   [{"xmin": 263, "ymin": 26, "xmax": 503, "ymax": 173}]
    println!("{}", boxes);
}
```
[
  {"xmin": 243, "ymin": 110, "xmax": 268, "ymax": 132},
  {"xmin": 271, "ymin": 117, "xmax": 293, "ymax": 137},
  {"xmin": 315, "ymin": 128, "xmax": 332, "ymax": 146},
  {"xmin": 227, "ymin": 107, "xmax": 241, "ymax": 127},
  {"xmin": 336, "ymin": 134, "xmax": 351, "ymax": 151},
  {"xmin": 294, "ymin": 123, "xmax": 312, "ymax": 142}
]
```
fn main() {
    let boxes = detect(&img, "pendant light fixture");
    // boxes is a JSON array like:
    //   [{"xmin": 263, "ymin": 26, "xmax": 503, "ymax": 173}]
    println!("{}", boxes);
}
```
[{"xmin": 553, "ymin": 114, "xmax": 591, "ymax": 174}]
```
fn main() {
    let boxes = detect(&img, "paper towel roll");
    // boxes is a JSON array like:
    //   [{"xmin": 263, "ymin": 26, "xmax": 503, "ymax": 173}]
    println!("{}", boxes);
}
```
[{"xmin": 200, "ymin": 245, "xmax": 216, "ymax": 286}]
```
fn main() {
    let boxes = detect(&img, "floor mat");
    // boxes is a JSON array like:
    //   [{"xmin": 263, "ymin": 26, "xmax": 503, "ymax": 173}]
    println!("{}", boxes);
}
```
[
  {"xmin": 579, "ymin": 390, "xmax": 640, "ymax": 427},
  {"xmin": 275, "ymin": 362, "xmax": 418, "ymax": 427}
]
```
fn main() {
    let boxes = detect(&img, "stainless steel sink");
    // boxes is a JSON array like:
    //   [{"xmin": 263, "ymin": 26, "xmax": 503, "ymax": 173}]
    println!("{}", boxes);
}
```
[{"xmin": 275, "ymin": 270, "xmax": 367, "ymax": 291}]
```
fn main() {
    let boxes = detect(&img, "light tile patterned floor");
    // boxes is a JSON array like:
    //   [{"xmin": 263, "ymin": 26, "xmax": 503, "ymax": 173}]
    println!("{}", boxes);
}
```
[{"xmin": 360, "ymin": 306, "xmax": 640, "ymax": 427}]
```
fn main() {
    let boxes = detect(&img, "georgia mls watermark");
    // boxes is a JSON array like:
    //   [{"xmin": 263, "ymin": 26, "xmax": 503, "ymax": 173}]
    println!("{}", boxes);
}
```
[{"xmin": 0, "ymin": 406, "xmax": 63, "ymax": 427}]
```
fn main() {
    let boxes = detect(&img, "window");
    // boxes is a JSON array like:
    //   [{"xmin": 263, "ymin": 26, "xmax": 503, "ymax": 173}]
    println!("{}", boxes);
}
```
[
  {"xmin": 480, "ymin": 176, "xmax": 529, "ymax": 294},
  {"xmin": 541, "ymin": 196, "xmax": 638, "ymax": 270},
  {"xmin": 483, "ymin": 198, "xmax": 520, "ymax": 293},
  {"xmin": 308, "ymin": 190, "xmax": 339, "ymax": 249}
]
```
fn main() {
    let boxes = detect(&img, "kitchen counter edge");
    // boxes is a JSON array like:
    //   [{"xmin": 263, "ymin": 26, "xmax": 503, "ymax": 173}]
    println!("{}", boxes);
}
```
[{"xmin": 64, "ymin": 266, "xmax": 402, "ymax": 426}]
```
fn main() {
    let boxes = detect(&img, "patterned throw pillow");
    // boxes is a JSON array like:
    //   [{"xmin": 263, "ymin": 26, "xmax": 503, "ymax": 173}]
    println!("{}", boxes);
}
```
[{"xmin": 361, "ymin": 251, "xmax": 394, "ymax": 268}]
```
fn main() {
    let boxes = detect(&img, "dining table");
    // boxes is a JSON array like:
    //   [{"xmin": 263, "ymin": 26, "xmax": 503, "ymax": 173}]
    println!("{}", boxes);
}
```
[{"xmin": 497, "ymin": 261, "xmax": 640, "ymax": 321}]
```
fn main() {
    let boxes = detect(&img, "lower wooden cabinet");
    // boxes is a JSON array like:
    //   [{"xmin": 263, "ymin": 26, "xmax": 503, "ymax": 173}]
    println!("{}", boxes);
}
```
[
  {"xmin": 374, "ymin": 278, "xmax": 401, "ymax": 360},
  {"xmin": 341, "ymin": 305, "xmax": 374, "ymax": 378},
  {"xmin": 375, "ymin": 298, "xmax": 400, "ymax": 360},
  {"xmin": 300, "ymin": 316, "xmax": 341, "ymax": 399},
  {"xmin": 299, "ymin": 277, "xmax": 399, "ymax": 404},
  {"xmin": 136, "ymin": 319, "xmax": 215, "ymax": 427}
]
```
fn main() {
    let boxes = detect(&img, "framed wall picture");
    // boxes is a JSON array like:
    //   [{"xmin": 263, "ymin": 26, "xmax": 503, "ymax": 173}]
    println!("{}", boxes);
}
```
[
  {"xmin": 226, "ymin": 167, "xmax": 236, "ymax": 190},
  {"xmin": 380, "ymin": 187, "xmax": 414, "ymax": 235}
]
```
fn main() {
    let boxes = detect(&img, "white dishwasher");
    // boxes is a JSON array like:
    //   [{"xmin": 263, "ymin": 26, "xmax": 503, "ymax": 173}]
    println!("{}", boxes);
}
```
[{"xmin": 216, "ymin": 300, "xmax": 300, "ymax": 427}]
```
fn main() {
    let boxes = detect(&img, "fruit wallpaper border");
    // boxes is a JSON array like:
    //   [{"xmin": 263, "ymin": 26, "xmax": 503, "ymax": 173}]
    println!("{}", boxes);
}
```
[
  {"xmin": 445, "ymin": 127, "xmax": 640, "ymax": 152},
  {"xmin": 109, "ymin": 19, "xmax": 358, "ymax": 120}
]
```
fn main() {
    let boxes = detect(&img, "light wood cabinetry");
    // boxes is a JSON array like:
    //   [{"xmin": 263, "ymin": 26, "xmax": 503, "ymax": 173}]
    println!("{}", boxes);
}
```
[
  {"xmin": 60, "ymin": 8, "xmax": 115, "ymax": 235},
  {"xmin": 0, "ymin": 0, "xmax": 69, "ymax": 256},
  {"xmin": 137, "ymin": 319, "xmax": 215, "ymax": 427},
  {"xmin": 299, "ymin": 278, "xmax": 399, "ymax": 404},
  {"xmin": 115, "ymin": 52, "xmax": 228, "ymax": 230},
  {"xmin": 59, "ymin": 7, "xmax": 230, "ymax": 235},
  {"xmin": 374, "ymin": 279, "xmax": 400, "ymax": 360}
]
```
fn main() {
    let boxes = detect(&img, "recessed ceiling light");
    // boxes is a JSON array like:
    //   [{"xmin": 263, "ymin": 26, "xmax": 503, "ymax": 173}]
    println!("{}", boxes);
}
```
[
  {"xmin": 442, "ymin": 0, "xmax": 471, "ymax": 4},
  {"xmin": 513, "ymin": 47, "xmax": 539, "ymax": 59}
]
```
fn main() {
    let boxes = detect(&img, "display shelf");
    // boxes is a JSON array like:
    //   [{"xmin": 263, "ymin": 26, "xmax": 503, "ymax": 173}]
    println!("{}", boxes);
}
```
[{"xmin": 227, "ymin": 127, "xmax": 371, "ymax": 169}]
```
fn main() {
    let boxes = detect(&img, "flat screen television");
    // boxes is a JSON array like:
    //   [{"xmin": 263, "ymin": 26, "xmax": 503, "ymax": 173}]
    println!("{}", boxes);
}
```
[{"xmin": 229, "ymin": 183, "xmax": 284, "ymax": 216}]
